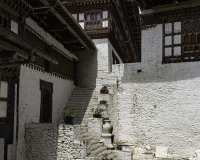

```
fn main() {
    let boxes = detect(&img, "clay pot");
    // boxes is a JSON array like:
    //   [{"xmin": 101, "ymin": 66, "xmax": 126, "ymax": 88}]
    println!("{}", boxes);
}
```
[
  {"xmin": 93, "ymin": 114, "xmax": 102, "ymax": 118},
  {"xmin": 102, "ymin": 120, "xmax": 113, "ymax": 134},
  {"xmin": 64, "ymin": 117, "xmax": 73, "ymax": 125}
]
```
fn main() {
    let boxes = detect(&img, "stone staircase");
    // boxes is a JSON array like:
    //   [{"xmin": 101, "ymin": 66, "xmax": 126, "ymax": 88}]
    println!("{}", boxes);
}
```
[
  {"xmin": 66, "ymin": 87, "xmax": 97, "ymax": 126},
  {"xmin": 64, "ymin": 87, "xmax": 119, "ymax": 160}
]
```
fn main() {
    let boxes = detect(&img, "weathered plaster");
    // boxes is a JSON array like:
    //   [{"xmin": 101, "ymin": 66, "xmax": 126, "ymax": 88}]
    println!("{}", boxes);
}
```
[
  {"xmin": 17, "ymin": 65, "xmax": 75, "ymax": 160},
  {"xmin": 110, "ymin": 24, "xmax": 200, "ymax": 158},
  {"xmin": 75, "ymin": 49, "xmax": 97, "ymax": 88},
  {"xmin": 25, "ymin": 123, "xmax": 86, "ymax": 160}
]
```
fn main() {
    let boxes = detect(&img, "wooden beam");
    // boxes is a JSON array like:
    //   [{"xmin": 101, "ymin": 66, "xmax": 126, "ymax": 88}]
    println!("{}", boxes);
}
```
[
  {"xmin": 62, "ymin": 39, "xmax": 78, "ymax": 43},
  {"xmin": 40, "ymin": 0, "xmax": 90, "ymax": 50},
  {"xmin": 0, "ymin": 39, "xmax": 35, "ymax": 60},
  {"xmin": 47, "ymin": 26, "xmax": 67, "ymax": 32}
]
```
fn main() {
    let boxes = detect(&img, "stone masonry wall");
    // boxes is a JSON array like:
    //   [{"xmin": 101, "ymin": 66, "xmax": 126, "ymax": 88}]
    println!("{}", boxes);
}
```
[
  {"xmin": 109, "ymin": 24, "xmax": 200, "ymax": 158},
  {"xmin": 75, "ymin": 49, "xmax": 97, "ymax": 88},
  {"xmin": 25, "ymin": 123, "xmax": 86, "ymax": 160},
  {"xmin": 75, "ymin": 38, "xmax": 120, "ymax": 88},
  {"xmin": 17, "ymin": 65, "xmax": 75, "ymax": 160}
]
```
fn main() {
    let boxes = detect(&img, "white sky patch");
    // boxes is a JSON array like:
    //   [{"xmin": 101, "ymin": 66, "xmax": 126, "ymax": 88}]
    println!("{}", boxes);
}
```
[{"xmin": 138, "ymin": 6, "xmax": 142, "ymax": 14}]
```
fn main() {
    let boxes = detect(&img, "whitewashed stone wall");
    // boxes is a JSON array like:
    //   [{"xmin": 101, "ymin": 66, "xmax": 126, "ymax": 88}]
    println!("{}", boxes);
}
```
[
  {"xmin": 17, "ymin": 65, "xmax": 75, "ymax": 160},
  {"xmin": 95, "ymin": 38, "xmax": 110, "ymax": 78},
  {"xmin": 75, "ymin": 38, "xmax": 121, "ymax": 88},
  {"xmin": 108, "ymin": 39, "xmax": 123, "ymax": 72},
  {"xmin": 0, "ymin": 138, "xmax": 4, "ymax": 160},
  {"xmin": 75, "ymin": 49, "xmax": 97, "ymax": 88},
  {"xmin": 25, "ymin": 123, "xmax": 86, "ymax": 160},
  {"xmin": 109, "ymin": 24, "xmax": 200, "ymax": 158}
]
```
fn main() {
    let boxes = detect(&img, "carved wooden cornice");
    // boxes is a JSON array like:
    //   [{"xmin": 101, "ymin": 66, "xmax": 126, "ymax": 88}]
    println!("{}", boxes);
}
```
[
  {"xmin": 85, "ymin": 29, "xmax": 109, "ymax": 38},
  {"xmin": 65, "ymin": 0, "xmax": 113, "ymax": 8},
  {"xmin": 153, "ymin": 0, "xmax": 200, "ymax": 13},
  {"xmin": 0, "ymin": 0, "xmax": 33, "ymax": 19}
]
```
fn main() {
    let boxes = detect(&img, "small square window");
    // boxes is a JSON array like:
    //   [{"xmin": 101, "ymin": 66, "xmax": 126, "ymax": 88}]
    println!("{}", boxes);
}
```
[
  {"xmin": 174, "ymin": 35, "xmax": 181, "ymax": 44},
  {"xmin": 165, "ymin": 36, "xmax": 172, "ymax": 46},
  {"xmin": 165, "ymin": 47, "xmax": 172, "ymax": 57}
]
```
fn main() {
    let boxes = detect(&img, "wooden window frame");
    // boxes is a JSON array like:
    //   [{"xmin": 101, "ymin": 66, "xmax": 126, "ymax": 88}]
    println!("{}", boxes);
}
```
[
  {"xmin": 163, "ymin": 17, "xmax": 200, "ymax": 63},
  {"xmin": 40, "ymin": 80, "xmax": 53, "ymax": 123},
  {"xmin": 84, "ymin": 10, "xmax": 103, "ymax": 30}
]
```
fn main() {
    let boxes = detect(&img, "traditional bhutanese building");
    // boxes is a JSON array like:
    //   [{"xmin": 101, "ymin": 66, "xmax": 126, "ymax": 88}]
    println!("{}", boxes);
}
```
[{"xmin": 2, "ymin": 0, "xmax": 200, "ymax": 160}]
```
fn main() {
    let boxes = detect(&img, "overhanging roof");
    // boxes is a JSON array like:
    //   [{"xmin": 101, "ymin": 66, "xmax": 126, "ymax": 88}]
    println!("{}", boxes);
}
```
[
  {"xmin": 25, "ymin": 0, "xmax": 97, "ymax": 51},
  {"xmin": 128, "ymin": 0, "xmax": 193, "ymax": 10},
  {"xmin": 0, "ymin": 25, "xmax": 58, "ymax": 65},
  {"xmin": 120, "ymin": 0, "xmax": 141, "ymax": 61}
]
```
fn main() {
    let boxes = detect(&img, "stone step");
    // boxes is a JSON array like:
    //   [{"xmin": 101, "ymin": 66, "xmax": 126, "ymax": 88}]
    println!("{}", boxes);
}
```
[
  {"xmin": 67, "ymin": 102, "xmax": 96, "ymax": 105},
  {"xmin": 90, "ymin": 146, "xmax": 107, "ymax": 155},
  {"xmin": 69, "ymin": 98, "xmax": 97, "ymax": 101},
  {"xmin": 69, "ymin": 94, "xmax": 97, "ymax": 97},
  {"xmin": 85, "ymin": 156, "xmax": 103, "ymax": 160},
  {"xmin": 71, "ymin": 110, "xmax": 93, "ymax": 114},
  {"xmin": 72, "ymin": 92, "xmax": 95, "ymax": 96},
  {"xmin": 90, "ymin": 143, "xmax": 104, "ymax": 152},
  {"xmin": 100, "ymin": 150, "xmax": 120, "ymax": 160}
]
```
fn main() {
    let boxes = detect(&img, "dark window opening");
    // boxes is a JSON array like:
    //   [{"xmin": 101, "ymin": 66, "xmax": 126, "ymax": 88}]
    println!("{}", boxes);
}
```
[
  {"xmin": 40, "ymin": 80, "xmax": 53, "ymax": 123},
  {"xmin": 112, "ymin": 51, "xmax": 119, "ymax": 64},
  {"xmin": 3, "ymin": 18, "xmax": 7, "ymax": 28}
]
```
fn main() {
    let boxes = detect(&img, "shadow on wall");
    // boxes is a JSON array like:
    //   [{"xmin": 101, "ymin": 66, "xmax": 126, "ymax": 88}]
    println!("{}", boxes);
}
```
[
  {"xmin": 75, "ymin": 49, "xmax": 97, "ymax": 89},
  {"xmin": 119, "ymin": 61, "xmax": 200, "ymax": 84}
]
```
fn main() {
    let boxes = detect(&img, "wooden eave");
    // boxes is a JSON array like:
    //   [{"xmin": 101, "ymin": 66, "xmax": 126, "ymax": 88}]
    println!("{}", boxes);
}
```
[
  {"xmin": 25, "ymin": 0, "xmax": 97, "ymax": 51},
  {"xmin": 63, "ymin": 0, "xmax": 113, "ymax": 5},
  {"xmin": 0, "ymin": 0, "xmax": 33, "ymax": 18},
  {"xmin": 128, "ymin": 0, "xmax": 193, "ymax": 10},
  {"xmin": 65, "ymin": 0, "xmax": 113, "ymax": 12},
  {"xmin": 120, "ymin": 0, "xmax": 141, "ymax": 61},
  {"xmin": 153, "ymin": 0, "xmax": 200, "ymax": 13}
]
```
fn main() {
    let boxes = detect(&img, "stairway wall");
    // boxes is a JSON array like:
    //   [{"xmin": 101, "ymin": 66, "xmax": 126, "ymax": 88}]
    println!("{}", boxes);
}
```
[
  {"xmin": 75, "ymin": 49, "xmax": 97, "ymax": 89},
  {"xmin": 25, "ymin": 123, "xmax": 86, "ymax": 160}
]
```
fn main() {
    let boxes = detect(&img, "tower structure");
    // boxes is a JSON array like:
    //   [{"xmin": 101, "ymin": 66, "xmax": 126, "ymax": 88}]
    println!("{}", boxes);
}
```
[{"xmin": 64, "ymin": 0, "xmax": 141, "ymax": 62}]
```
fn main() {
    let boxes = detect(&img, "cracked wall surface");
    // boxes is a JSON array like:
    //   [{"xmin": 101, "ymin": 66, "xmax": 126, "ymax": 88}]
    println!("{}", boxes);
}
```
[{"xmin": 110, "ymin": 24, "xmax": 200, "ymax": 158}]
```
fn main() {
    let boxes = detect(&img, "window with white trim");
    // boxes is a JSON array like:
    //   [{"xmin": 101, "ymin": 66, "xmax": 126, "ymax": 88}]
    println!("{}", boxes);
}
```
[{"xmin": 163, "ymin": 19, "xmax": 200, "ymax": 63}]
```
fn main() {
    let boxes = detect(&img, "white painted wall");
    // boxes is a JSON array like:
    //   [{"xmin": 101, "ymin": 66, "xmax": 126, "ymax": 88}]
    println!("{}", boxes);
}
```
[
  {"xmin": 75, "ymin": 49, "xmax": 97, "ymax": 88},
  {"xmin": 109, "ymin": 24, "xmax": 200, "ymax": 158},
  {"xmin": 95, "ymin": 38, "xmax": 110, "ymax": 78},
  {"xmin": 16, "ymin": 65, "xmax": 75, "ymax": 160},
  {"xmin": 75, "ymin": 38, "xmax": 122, "ymax": 88},
  {"xmin": 108, "ymin": 39, "xmax": 123, "ymax": 72}
]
